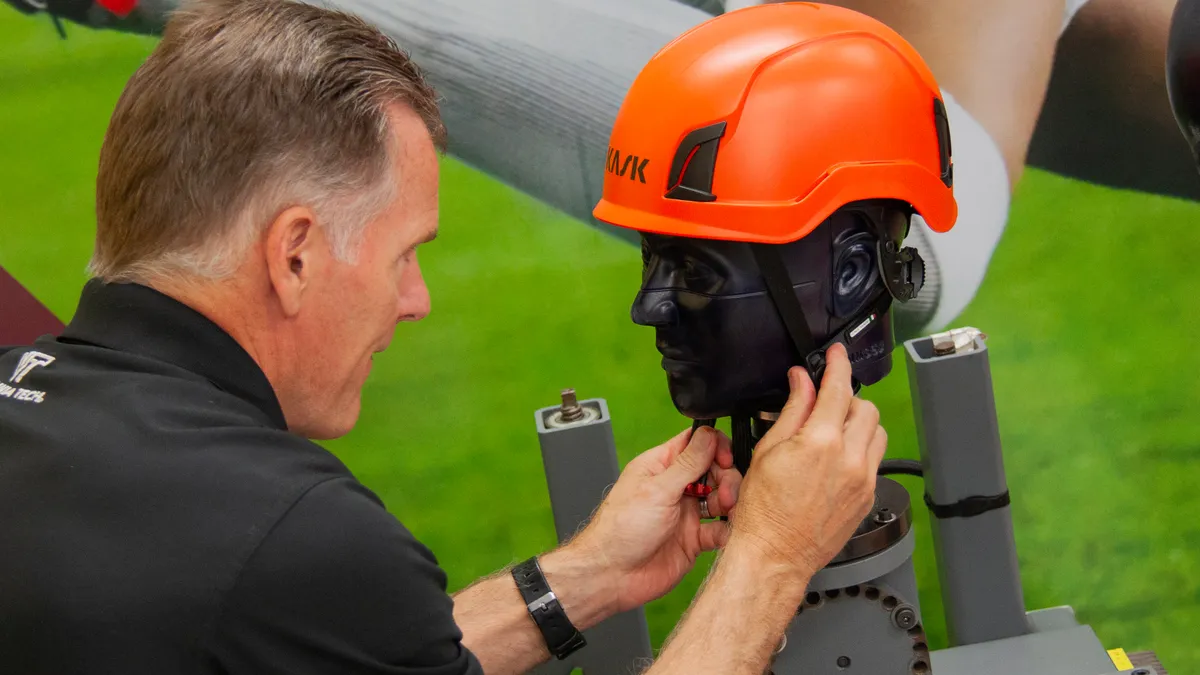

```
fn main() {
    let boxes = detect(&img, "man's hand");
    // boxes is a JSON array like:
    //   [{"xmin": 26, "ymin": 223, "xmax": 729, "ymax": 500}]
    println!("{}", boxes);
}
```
[
  {"xmin": 731, "ymin": 342, "xmax": 888, "ymax": 580},
  {"xmin": 645, "ymin": 342, "xmax": 889, "ymax": 675},
  {"xmin": 571, "ymin": 424, "xmax": 743, "ymax": 614},
  {"xmin": 453, "ymin": 344, "xmax": 886, "ymax": 675}
]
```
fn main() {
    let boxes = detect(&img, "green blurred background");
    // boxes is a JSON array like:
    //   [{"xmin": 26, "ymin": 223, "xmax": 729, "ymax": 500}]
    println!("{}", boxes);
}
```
[{"xmin": 3, "ymin": 8, "xmax": 1199, "ymax": 672}]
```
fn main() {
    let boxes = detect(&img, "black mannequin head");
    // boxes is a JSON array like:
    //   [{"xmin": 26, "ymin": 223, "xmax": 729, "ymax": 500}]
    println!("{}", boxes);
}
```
[{"xmin": 631, "ymin": 201, "xmax": 911, "ymax": 420}]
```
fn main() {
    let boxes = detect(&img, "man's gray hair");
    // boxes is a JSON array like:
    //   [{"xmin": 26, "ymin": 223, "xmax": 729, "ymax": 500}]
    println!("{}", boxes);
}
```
[{"xmin": 90, "ymin": 0, "xmax": 445, "ymax": 283}]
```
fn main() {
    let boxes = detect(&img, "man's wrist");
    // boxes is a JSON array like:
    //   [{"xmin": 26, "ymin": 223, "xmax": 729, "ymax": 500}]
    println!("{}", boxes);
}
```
[
  {"xmin": 722, "ymin": 530, "xmax": 815, "ymax": 605},
  {"xmin": 536, "ymin": 538, "xmax": 620, "ymax": 631}
]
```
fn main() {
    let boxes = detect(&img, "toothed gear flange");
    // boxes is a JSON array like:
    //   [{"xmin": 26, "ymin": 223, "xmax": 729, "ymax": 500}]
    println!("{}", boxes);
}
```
[{"xmin": 768, "ymin": 582, "xmax": 931, "ymax": 675}]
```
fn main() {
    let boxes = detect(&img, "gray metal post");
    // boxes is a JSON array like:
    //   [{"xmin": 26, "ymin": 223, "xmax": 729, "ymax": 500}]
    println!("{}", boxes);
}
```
[
  {"xmin": 533, "ymin": 392, "xmax": 654, "ymax": 674},
  {"xmin": 904, "ymin": 330, "xmax": 1031, "ymax": 647}
]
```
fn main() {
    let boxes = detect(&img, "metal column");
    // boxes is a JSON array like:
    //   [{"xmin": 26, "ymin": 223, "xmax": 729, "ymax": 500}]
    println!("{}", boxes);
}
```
[
  {"xmin": 532, "ymin": 391, "xmax": 654, "ymax": 674},
  {"xmin": 904, "ymin": 330, "xmax": 1031, "ymax": 647}
]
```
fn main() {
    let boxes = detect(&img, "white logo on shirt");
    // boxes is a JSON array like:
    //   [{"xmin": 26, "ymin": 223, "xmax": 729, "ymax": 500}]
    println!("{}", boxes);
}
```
[
  {"xmin": 11, "ymin": 351, "xmax": 54, "ymax": 384},
  {"xmin": 1, "ymin": 351, "xmax": 53, "ymax": 404}
]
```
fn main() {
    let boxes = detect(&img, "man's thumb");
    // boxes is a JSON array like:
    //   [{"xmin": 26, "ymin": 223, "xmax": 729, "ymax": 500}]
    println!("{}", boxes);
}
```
[
  {"xmin": 756, "ymin": 367, "xmax": 816, "ymax": 450},
  {"xmin": 662, "ymin": 427, "xmax": 718, "ymax": 490}
]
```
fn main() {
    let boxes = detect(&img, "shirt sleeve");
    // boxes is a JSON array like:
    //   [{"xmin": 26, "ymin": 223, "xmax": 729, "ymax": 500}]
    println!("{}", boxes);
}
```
[{"xmin": 207, "ymin": 477, "xmax": 484, "ymax": 675}]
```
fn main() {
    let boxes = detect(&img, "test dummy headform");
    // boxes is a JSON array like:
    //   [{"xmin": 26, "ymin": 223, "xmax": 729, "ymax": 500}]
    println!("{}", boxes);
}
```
[{"xmin": 593, "ymin": 3, "xmax": 959, "ymax": 446}]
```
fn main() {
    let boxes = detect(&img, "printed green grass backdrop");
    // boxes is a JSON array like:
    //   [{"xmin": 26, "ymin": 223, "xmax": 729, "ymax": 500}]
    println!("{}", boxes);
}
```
[{"xmin": 3, "ymin": 10, "xmax": 1199, "ymax": 672}]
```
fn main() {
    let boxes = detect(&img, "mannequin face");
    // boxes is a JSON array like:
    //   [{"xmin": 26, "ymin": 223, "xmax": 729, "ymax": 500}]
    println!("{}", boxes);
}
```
[{"xmin": 631, "ymin": 207, "xmax": 901, "ymax": 419}]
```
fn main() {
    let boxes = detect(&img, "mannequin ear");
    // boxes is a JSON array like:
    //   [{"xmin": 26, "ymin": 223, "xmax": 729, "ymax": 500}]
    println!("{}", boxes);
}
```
[{"xmin": 264, "ymin": 206, "xmax": 321, "ymax": 317}]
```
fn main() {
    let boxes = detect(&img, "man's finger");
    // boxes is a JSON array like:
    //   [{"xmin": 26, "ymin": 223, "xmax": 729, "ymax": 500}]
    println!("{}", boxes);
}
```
[
  {"xmin": 660, "ymin": 426, "xmax": 719, "ymax": 490},
  {"xmin": 755, "ymin": 366, "xmax": 817, "ymax": 450},
  {"xmin": 698, "ymin": 520, "xmax": 732, "ymax": 552},
  {"xmin": 807, "ymin": 343, "xmax": 856, "ymax": 428},
  {"xmin": 867, "ymin": 426, "xmax": 888, "ymax": 470},
  {"xmin": 714, "ymin": 430, "xmax": 733, "ymax": 471},
  {"xmin": 709, "ymin": 463, "xmax": 742, "ymax": 516},
  {"xmin": 627, "ymin": 427, "xmax": 692, "ymax": 476},
  {"xmin": 842, "ymin": 398, "xmax": 881, "ymax": 454}
]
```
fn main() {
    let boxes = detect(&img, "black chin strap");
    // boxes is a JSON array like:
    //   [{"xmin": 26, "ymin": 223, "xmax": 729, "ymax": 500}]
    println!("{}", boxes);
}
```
[
  {"xmin": 750, "ymin": 244, "xmax": 820, "ymax": 376},
  {"xmin": 692, "ymin": 417, "xmax": 755, "ymax": 478},
  {"xmin": 751, "ymin": 244, "xmax": 892, "ymax": 389},
  {"xmin": 685, "ymin": 234, "xmax": 923, "ymax": 482},
  {"xmin": 730, "ymin": 416, "xmax": 753, "ymax": 475},
  {"xmin": 751, "ymin": 240, "xmax": 921, "ymax": 389}
]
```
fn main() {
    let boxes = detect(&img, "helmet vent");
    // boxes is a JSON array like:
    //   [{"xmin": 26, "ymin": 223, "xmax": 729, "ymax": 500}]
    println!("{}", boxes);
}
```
[
  {"xmin": 666, "ymin": 121, "xmax": 727, "ymax": 203},
  {"xmin": 933, "ymin": 98, "xmax": 953, "ymax": 188}
]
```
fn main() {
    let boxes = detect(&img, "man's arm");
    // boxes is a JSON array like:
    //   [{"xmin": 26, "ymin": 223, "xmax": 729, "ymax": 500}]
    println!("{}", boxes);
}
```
[
  {"xmin": 646, "ymin": 536, "xmax": 810, "ymax": 675},
  {"xmin": 450, "ymin": 516, "xmax": 795, "ymax": 675},
  {"xmin": 453, "ymin": 347, "xmax": 884, "ymax": 675},
  {"xmin": 450, "ymin": 539, "xmax": 619, "ymax": 674}
]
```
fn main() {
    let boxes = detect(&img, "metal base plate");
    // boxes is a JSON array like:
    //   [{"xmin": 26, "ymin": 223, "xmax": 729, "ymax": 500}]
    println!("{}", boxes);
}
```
[{"xmin": 931, "ymin": 618, "xmax": 1122, "ymax": 675}]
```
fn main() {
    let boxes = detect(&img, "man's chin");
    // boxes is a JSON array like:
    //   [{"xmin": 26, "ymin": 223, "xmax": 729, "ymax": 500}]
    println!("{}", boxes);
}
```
[{"xmin": 294, "ymin": 397, "xmax": 361, "ymax": 441}]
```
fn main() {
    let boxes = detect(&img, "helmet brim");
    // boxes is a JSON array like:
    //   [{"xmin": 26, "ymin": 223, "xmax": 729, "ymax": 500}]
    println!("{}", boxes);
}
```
[{"xmin": 593, "ymin": 161, "xmax": 957, "ymax": 243}]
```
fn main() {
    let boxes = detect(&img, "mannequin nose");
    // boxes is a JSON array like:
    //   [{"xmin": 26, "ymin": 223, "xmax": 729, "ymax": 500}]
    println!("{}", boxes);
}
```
[{"xmin": 631, "ymin": 290, "xmax": 679, "ymax": 327}]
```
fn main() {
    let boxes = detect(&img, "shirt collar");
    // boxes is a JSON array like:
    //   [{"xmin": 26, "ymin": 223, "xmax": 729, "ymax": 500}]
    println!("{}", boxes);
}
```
[{"xmin": 60, "ymin": 279, "xmax": 288, "ymax": 430}]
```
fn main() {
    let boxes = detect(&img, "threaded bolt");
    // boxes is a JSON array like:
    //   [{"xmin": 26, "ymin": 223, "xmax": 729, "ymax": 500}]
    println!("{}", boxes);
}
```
[{"xmin": 560, "ymin": 389, "xmax": 584, "ymax": 422}]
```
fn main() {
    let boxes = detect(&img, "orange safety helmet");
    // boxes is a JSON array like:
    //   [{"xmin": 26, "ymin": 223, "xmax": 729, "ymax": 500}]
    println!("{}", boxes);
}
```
[{"xmin": 592, "ymin": 2, "xmax": 957, "ymax": 243}]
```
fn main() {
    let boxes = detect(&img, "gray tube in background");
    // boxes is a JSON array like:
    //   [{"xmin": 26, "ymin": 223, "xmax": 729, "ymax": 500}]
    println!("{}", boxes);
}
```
[{"xmin": 331, "ymin": 0, "xmax": 715, "ymax": 246}]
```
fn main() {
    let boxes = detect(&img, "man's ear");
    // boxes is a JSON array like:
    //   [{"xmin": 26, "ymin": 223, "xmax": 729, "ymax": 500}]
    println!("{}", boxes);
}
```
[{"xmin": 264, "ymin": 206, "xmax": 322, "ymax": 318}]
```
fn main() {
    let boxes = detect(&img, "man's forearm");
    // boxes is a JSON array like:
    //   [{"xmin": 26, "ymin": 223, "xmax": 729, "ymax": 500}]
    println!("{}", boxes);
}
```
[
  {"xmin": 647, "ymin": 534, "xmax": 811, "ymax": 675},
  {"xmin": 452, "ymin": 541, "xmax": 617, "ymax": 675}
]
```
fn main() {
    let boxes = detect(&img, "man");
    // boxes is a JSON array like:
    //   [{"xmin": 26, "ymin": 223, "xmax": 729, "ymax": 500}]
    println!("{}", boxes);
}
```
[{"xmin": 0, "ymin": 1, "xmax": 885, "ymax": 673}]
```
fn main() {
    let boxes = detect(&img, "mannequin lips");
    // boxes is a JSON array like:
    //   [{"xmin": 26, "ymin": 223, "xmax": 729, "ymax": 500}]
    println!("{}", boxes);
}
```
[{"xmin": 656, "ymin": 332, "xmax": 700, "ymax": 367}]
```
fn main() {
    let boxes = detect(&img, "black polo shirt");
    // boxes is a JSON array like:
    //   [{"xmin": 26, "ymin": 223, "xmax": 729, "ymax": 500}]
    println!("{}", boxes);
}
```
[{"xmin": 0, "ymin": 280, "xmax": 484, "ymax": 675}]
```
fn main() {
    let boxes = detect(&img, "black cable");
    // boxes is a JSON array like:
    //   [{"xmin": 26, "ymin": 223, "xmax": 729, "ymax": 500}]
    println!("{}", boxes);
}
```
[
  {"xmin": 878, "ymin": 459, "xmax": 923, "ymax": 477},
  {"xmin": 731, "ymin": 416, "xmax": 753, "ymax": 476}
]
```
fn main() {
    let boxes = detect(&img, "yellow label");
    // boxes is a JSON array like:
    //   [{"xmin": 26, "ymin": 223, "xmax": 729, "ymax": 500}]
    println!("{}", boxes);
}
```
[{"xmin": 1108, "ymin": 648, "xmax": 1134, "ymax": 670}]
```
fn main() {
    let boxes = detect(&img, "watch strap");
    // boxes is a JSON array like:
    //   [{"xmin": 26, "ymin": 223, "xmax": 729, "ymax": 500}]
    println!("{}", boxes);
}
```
[{"xmin": 511, "ymin": 557, "xmax": 587, "ymax": 660}]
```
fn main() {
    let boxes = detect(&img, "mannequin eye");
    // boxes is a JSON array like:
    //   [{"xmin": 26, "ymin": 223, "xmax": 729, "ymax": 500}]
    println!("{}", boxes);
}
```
[
  {"xmin": 640, "ymin": 240, "xmax": 656, "ymax": 283},
  {"xmin": 682, "ymin": 258, "xmax": 716, "ymax": 283}
]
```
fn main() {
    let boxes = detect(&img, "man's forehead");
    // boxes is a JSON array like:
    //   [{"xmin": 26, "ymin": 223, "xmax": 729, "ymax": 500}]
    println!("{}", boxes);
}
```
[{"xmin": 388, "ymin": 104, "xmax": 438, "ymax": 164}]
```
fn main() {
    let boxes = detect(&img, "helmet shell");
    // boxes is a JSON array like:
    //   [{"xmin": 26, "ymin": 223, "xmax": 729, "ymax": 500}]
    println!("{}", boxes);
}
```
[{"xmin": 593, "ymin": 2, "xmax": 958, "ymax": 243}]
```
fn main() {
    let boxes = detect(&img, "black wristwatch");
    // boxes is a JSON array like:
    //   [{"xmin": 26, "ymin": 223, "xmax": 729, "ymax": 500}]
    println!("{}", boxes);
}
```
[{"xmin": 511, "ymin": 557, "xmax": 587, "ymax": 660}]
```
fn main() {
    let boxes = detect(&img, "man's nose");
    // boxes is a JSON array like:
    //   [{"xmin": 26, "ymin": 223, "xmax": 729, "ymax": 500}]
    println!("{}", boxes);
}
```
[
  {"xmin": 398, "ymin": 263, "xmax": 431, "ymax": 323},
  {"xmin": 631, "ymin": 290, "xmax": 679, "ymax": 327}
]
